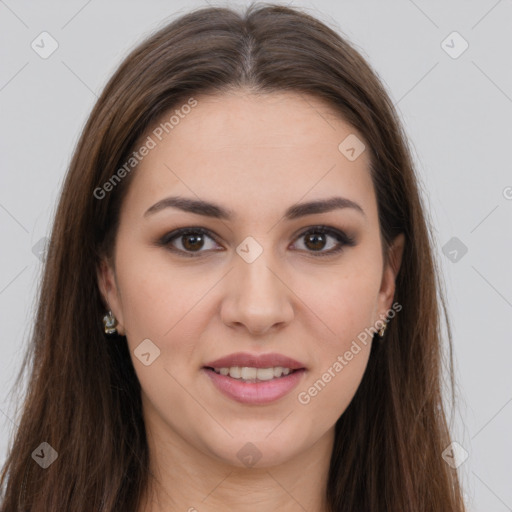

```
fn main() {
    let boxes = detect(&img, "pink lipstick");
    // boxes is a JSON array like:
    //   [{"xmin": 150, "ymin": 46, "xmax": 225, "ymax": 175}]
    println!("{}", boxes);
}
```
[{"xmin": 202, "ymin": 352, "xmax": 306, "ymax": 405}]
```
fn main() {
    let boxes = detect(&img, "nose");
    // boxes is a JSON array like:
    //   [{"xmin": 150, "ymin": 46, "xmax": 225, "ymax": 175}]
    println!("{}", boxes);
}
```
[{"xmin": 220, "ymin": 247, "xmax": 295, "ymax": 337}]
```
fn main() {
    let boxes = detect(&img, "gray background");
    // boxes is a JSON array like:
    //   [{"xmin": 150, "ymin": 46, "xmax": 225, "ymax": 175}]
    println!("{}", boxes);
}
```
[{"xmin": 1, "ymin": 1, "xmax": 511, "ymax": 510}]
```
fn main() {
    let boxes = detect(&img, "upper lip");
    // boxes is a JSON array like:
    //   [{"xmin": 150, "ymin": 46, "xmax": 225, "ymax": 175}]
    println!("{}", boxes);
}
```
[{"xmin": 204, "ymin": 352, "xmax": 306, "ymax": 370}]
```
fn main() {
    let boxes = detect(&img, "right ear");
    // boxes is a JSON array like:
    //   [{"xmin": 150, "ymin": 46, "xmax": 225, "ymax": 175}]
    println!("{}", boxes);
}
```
[{"xmin": 96, "ymin": 257, "xmax": 126, "ymax": 336}]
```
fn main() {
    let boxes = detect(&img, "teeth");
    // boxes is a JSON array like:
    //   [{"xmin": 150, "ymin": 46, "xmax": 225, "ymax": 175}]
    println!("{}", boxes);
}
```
[
  {"xmin": 255, "ymin": 368, "xmax": 275, "ymax": 381},
  {"xmin": 212, "ymin": 366, "xmax": 295, "ymax": 381},
  {"xmin": 240, "ymin": 367, "xmax": 257, "ymax": 380},
  {"xmin": 229, "ymin": 366, "xmax": 241, "ymax": 379},
  {"xmin": 273, "ymin": 367, "xmax": 282, "ymax": 378}
]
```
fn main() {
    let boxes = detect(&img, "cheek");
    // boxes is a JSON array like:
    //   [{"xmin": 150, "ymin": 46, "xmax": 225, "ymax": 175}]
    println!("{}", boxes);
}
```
[
  {"xmin": 297, "ymin": 343, "xmax": 371, "ymax": 434},
  {"xmin": 114, "ymin": 240, "xmax": 201, "ymax": 343},
  {"xmin": 114, "ymin": 242, "xmax": 224, "ymax": 394},
  {"xmin": 295, "ymin": 254, "xmax": 382, "ymax": 351},
  {"xmin": 114, "ymin": 248, "xmax": 209, "ymax": 430},
  {"xmin": 332, "ymin": 275, "xmax": 380, "ymax": 344},
  {"xmin": 292, "ymin": 257, "xmax": 380, "ymax": 425},
  {"xmin": 295, "ymin": 278, "xmax": 376, "ymax": 429}
]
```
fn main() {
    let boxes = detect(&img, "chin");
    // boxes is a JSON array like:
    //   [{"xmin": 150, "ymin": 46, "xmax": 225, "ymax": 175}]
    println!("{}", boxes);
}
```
[{"xmin": 202, "ymin": 430, "xmax": 310, "ymax": 470}]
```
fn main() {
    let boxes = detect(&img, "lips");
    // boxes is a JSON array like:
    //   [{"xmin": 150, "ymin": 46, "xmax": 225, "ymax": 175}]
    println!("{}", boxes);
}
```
[
  {"xmin": 202, "ymin": 352, "xmax": 307, "ymax": 404},
  {"xmin": 203, "ymin": 352, "xmax": 306, "ymax": 370}
]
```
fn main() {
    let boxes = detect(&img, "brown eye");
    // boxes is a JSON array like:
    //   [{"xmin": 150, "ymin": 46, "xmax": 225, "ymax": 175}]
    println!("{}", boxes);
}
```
[
  {"xmin": 303, "ymin": 232, "xmax": 328, "ymax": 251},
  {"xmin": 293, "ymin": 226, "xmax": 355, "ymax": 256},
  {"xmin": 159, "ymin": 227, "xmax": 221, "ymax": 256},
  {"xmin": 181, "ymin": 232, "xmax": 205, "ymax": 251}
]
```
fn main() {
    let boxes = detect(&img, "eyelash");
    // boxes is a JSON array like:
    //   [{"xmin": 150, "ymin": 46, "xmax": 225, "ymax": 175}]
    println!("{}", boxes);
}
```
[{"xmin": 157, "ymin": 225, "xmax": 356, "ymax": 258}]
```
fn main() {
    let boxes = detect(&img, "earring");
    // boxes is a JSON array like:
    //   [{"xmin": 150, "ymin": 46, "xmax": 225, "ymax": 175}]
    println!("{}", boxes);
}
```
[
  {"xmin": 103, "ymin": 310, "xmax": 117, "ymax": 335},
  {"xmin": 378, "ymin": 321, "xmax": 388, "ymax": 338}
]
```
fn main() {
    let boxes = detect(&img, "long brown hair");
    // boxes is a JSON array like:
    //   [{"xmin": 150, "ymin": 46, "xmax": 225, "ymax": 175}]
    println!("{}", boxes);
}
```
[{"xmin": 1, "ymin": 3, "xmax": 465, "ymax": 510}]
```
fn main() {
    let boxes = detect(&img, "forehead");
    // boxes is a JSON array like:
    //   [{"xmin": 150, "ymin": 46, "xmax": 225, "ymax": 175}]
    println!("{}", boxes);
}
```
[{"xmin": 121, "ymin": 91, "xmax": 376, "ymax": 223}]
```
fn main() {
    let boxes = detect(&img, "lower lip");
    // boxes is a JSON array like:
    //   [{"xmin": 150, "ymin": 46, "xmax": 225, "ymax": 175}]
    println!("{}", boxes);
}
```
[{"xmin": 202, "ymin": 368, "xmax": 306, "ymax": 404}]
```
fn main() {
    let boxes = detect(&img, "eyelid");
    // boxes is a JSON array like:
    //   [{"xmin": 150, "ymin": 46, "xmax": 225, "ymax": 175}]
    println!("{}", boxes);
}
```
[{"xmin": 157, "ymin": 225, "xmax": 355, "ymax": 257}]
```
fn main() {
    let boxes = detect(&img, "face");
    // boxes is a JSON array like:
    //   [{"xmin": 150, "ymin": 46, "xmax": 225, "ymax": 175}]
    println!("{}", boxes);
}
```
[{"xmin": 98, "ymin": 90, "xmax": 404, "ymax": 469}]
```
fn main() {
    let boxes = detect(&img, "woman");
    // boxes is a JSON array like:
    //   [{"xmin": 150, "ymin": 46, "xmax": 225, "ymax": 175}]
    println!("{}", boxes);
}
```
[{"xmin": 0, "ymin": 3, "xmax": 466, "ymax": 511}]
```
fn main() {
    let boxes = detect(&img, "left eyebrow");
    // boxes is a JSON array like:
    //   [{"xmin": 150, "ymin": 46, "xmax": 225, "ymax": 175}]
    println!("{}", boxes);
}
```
[
  {"xmin": 284, "ymin": 196, "xmax": 366, "ymax": 220},
  {"xmin": 143, "ymin": 195, "xmax": 366, "ymax": 220}
]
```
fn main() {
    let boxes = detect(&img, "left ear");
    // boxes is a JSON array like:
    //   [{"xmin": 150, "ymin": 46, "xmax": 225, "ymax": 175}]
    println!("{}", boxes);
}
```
[{"xmin": 376, "ymin": 233, "xmax": 405, "ymax": 316}]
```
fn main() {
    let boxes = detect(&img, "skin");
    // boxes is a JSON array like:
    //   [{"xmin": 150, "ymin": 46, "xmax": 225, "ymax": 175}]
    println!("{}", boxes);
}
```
[{"xmin": 97, "ymin": 90, "xmax": 404, "ymax": 512}]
